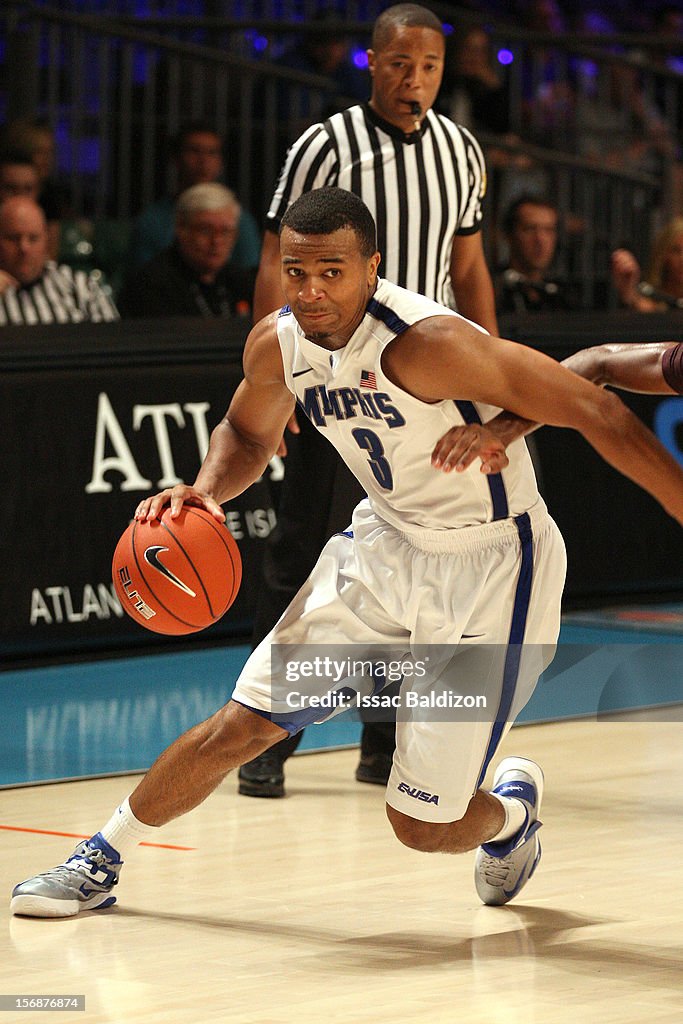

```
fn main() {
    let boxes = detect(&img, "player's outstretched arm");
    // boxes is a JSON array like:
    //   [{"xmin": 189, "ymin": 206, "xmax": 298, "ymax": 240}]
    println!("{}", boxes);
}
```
[
  {"xmin": 136, "ymin": 316, "xmax": 294, "ymax": 522},
  {"xmin": 385, "ymin": 319, "xmax": 683, "ymax": 525},
  {"xmin": 431, "ymin": 341, "xmax": 682, "ymax": 474}
]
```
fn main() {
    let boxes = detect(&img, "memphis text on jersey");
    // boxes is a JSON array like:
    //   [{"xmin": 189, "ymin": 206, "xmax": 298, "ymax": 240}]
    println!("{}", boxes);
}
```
[{"xmin": 298, "ymin": 382, "xmax": 406, "ymax": 430}]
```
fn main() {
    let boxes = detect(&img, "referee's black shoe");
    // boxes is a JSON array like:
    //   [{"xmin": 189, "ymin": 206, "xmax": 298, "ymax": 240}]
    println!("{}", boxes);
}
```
[
  {"xmin": 238, "ymin": 732, "xmax": 303, "ymax": 798},
  {"xmin": 238, "ymin": 750, "xmax": 285, "ymax": 798},
  {"xmin": 355, "ymin": 752, "xmax": 393, "ymax": 786}
]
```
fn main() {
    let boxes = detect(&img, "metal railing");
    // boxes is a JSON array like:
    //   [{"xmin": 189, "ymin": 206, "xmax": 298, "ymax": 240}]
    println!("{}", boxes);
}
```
[
  {"xmin": 2, "ymin": 2, "xmax": 367, "ymax": 219},
  {"xmin": 475, "ymin": 132, "xmax": 660, "ymax": 309},
  {"xmin": 1, "ymin": 1, "xmax": 680, "ymax": 303}
]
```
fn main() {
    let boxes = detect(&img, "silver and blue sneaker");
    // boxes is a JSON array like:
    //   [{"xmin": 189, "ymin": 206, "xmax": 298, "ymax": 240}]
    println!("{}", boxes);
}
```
[
  {"xmin": 475, "ymin": 756, "xmax": 543, "ymax": 906},
  {"xmin": 11, "ymin": 833, "xmax": 122, "ymax": 918}
]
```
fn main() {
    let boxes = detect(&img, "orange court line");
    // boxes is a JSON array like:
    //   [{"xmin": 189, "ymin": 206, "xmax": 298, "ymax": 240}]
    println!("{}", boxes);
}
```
[{"xmin": 0, "ymin": 824, "xmax": 194, "ymax": 850}]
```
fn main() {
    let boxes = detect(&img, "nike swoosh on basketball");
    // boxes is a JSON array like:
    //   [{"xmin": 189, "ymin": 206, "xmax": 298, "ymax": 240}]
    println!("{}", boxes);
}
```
[
  {"xmin": 292, "ymin": 367, "xmax": 314, "ymax": 378},
  {"xmin": 143, "ymin": 546, "xmax": 196, "ymax": 597}
]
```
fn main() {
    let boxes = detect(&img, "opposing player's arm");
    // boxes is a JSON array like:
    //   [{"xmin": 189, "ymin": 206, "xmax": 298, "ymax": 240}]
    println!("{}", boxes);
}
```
[
  {"xmin": 431, "ymin": 340, "xmax": 682, "ymax": 474},
  {"xmin": 563, "ymin": 342, "xmax": 679, "ymax": 394},
  {"xmin": 384, "ymin": 318, "xmax": 683, "ymax": 525},
  {"xmin": 136, "ymin": 316, "xmax": 294, "ymax": 521}
]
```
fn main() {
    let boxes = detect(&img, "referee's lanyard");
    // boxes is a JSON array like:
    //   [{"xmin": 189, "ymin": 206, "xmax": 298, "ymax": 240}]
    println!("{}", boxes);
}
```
[{"xmin": 189, "ymin": 281, "xmax": 233, "ymax": 318}]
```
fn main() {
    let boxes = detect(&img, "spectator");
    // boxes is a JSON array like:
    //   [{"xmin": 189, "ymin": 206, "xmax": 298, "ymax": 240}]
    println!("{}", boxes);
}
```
[
  {"xmin": 443, "ymin": 24, "xmax": 511, "ymax": 135},
  {"xmin": 441, "ymin": 23, "xmax": 546, "ymax": 243},
  {"xmin": 611, "ymin": 217, "xmax": 683, "ymax": 311},
  {"xmin": 0, "ymin": 150, "xmax": 40, "ymax": 203},
  {"xmin": 0, "ymin": 124, "xmax": 128, "ymax": 289},
  {"xmin": 274, "ymin": 16, "xmax": 368, "ymax": 116},
  {"xmin": 495, "ymin": 195, "xmax": 580, "ymax": 313},
  {"xmin": 516, "ymin": 0, "xmax": 576, "ymax": 146},
  {"xmin": 570, "ymin": 6, "xmax": 676, "ymax": 181},
  {"xmin": 128, "ymin": 123, "xmax": 260, "ymax": 272},
  {"xmin": 643, "ymin": 5, "xmax": 683, "ymax": 204},
  {"xmin": 1, "ymin": 117, "xmax": 71, "ymax": 216},
  {"xmin": 276, "ymin": 14, "xmax": 368, "ymax": 113},
  {"xmin": 118, "ymin": 183, "xmax": 255, "ymax": 319},
  {"xmin": 574, "ymin": 58, "xmax": 676, "ymax": 179},
  {"xmin": 0, "ymin": 196, "xmax": 118, "ymax": 325},
  {"xmin": 257, "ymin": 15, "xmax": 369, "ymax": 174},
  {"xmin": 0, "ymin": 117, "xmax": 73, "ymax": 259},
  {"xmin": 646, "ymin": 4, "xmax": 683, "ymax": 75}
]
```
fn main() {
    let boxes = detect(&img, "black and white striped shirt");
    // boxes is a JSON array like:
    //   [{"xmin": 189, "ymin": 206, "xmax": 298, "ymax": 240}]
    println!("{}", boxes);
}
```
[
  {"xmin": 0, "ymin": 262, "xmax": 119, "ymax": 326},
  {"xmin": 266, "ymin": 103, "xmax": 488, "ymax": 307}
]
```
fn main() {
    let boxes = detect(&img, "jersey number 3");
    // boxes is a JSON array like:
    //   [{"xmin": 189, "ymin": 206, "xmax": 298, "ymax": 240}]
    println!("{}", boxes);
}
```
[{"xmin": 352, "ymin": 427, "xmax": 394, "ymax": 490}]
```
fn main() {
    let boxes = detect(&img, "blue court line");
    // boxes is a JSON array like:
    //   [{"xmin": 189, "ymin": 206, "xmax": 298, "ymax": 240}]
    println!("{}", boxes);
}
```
[
  {"xmin": 1, "ymin": 623, "xmax": 681, "ymax": 787},
  {"xmin": 0, "ymin": 645, "xmax": 360, "ymax": 787}
]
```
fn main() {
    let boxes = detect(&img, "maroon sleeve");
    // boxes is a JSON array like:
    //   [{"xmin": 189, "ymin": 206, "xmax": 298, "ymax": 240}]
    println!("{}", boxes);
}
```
[{"xmin": 662, "ymin": 343, "xmax": 683, "ymax": 395}]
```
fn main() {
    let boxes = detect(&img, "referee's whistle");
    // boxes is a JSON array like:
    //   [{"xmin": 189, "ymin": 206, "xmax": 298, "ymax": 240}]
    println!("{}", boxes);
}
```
[{"xmin": 410, "ymin": 101, "xmax": 422, "ymax": 131}]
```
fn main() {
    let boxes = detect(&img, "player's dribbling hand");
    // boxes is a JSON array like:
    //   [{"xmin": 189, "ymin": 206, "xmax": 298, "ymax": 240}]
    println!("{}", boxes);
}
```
[
  {"xmin": 431, "ymin": 425, "xmax": 510, "ymax": 475},
  {"xmin": 134, "ymin": 485, "xmax": 225, "ymax": 523}
]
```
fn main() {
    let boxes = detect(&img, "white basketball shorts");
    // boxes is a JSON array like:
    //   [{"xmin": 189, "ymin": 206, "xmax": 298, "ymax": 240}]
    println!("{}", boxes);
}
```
[{"xmin": 232, "ymin": 498, "xmax": 567, "ymax": 823}]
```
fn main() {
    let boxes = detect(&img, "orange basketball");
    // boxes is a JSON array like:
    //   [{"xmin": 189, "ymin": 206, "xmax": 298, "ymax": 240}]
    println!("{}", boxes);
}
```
[{"xmin": 112, "ymin": 506, "xmax": 242, "ymax": 635}]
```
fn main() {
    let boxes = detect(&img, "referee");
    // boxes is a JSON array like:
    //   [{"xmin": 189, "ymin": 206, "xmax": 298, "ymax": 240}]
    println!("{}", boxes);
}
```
[{"xmin": 242, "ymin": 2, "xmax": 499, "ymax": 797}]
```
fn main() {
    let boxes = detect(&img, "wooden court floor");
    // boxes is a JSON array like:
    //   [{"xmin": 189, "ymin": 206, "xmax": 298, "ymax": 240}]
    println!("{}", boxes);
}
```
[{"xmin": 2, "ymin": 716, "xmax": 682, "ymax": 1024}]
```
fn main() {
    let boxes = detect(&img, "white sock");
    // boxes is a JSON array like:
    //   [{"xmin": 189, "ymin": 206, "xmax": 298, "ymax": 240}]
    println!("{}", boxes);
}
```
[
  {"xmin": 99, "ymin": 797, "xmax": 160, "ymax": 860},
  {"xmin": 488, "ymin": 793, "xmax": 528, "ymax": 844}
]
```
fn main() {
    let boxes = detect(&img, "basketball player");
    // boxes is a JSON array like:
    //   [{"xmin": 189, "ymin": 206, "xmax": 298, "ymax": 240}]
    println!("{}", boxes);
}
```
[
  {"xmin": 246, "ymin": 1, "xmax": 498, "ymax": 795},
  {"xmin": 429, "ymin": 341, "xmax": 683, "ymax": 476},
  {"xmin": 12, "ymin": 188, "xmax": 683, "ymax": 920}
]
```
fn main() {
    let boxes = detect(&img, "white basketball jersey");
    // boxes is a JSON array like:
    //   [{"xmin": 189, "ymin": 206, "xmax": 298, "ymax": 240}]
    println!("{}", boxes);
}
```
[{"xmin": 276, "ymin": 278, "xmax": 542, "ymax": 533}]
